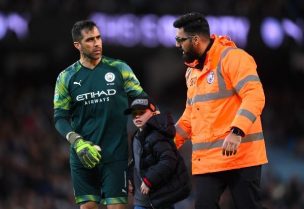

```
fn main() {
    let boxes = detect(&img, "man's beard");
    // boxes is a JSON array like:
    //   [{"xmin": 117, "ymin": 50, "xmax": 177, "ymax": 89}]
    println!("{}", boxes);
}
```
[
  {"xmin": 83, "ymin": 50, "xmax": 102, "ymax": 61},
  {"xmin": 182, "ymin": 46, "xmax": 200, "ymax": 63}
]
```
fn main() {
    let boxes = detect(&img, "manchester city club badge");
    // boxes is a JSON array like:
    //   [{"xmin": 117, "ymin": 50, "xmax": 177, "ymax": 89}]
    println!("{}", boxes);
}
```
[
  {"xmin": 105, "ymin": 72, "xmax": 115, "ymax": 82},
  {"xmin": 207, "ymin": 71, "xmax": 215, "ymax": 84}
]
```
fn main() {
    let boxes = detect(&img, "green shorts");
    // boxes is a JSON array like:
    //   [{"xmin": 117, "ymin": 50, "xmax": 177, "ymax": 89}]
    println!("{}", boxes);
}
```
[{"xmin": 70, "ymin": 153, "xmax": 128, "ymax": 205}]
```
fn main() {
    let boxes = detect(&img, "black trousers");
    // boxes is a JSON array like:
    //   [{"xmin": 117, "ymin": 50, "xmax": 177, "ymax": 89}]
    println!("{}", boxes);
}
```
[{"xmin": 193, "ymin": 165, "xmax": 265, "ymax": 209}]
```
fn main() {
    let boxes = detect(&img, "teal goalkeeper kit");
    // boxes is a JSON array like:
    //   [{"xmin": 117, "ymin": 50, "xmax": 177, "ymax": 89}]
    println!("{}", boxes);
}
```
[{"xmin": 54, "ymin": 56, "xmax": 144, "ymax": 163}]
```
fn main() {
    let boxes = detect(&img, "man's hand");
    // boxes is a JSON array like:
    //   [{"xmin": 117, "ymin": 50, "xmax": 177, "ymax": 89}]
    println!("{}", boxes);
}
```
[
  {"xmin": 73, "ymin": 138, "xmax": 102, "ymax": 169},
  {"xmin": 222, "ymin": 131, "xmax": 241, "ymax": 156},
  {"xmin": 128, "ymin": 180, "xmax": 134, "ymax": 194},
  {"xmin": 140, "ymin": 181, "xmax": 150, "ymax": 195}
]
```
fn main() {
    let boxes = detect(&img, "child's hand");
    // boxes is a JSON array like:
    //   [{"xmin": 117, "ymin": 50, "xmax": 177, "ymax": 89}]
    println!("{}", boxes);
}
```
[
  {"xmin": 140, "ymin": 181, "xmax": 150, "ymax": 195},
  {"xmin": 128, "ymin": 180, "xmax": 134, "ymax": 194}
]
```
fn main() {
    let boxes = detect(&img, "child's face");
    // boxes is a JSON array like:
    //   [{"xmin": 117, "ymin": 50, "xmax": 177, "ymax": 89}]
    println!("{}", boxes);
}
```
[{"xmin": 132, "ymin": 108, "xmax": 154, "ymax": 128}]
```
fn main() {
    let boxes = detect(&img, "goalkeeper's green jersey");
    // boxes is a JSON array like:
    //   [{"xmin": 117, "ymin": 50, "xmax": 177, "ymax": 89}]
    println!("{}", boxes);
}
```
[{"xmin": 54, "ymin": 56, "xmax": 144, "ymax": 162}]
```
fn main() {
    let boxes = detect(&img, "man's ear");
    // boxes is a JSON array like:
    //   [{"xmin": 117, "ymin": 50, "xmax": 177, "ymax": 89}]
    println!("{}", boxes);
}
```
[
  {"xmin": 149, "ymin": 103, "xmax": 158, "ymax": 113},
  {"xmin": 193, "ymin": 35, "xmax": 199, "ymax": 41},
  {"xmin": 74, "ymin": 42, "xmax": 81, "ymax": 50},
  {"xmin": 193, "ymin": 35, "xmax": 202, "ymax": 45}
]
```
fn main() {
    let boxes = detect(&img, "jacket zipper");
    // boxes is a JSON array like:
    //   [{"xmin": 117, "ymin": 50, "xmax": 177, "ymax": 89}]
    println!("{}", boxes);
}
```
[{"xmin": 148, "ymin": 194, "xmax": 155, "ymax": 209}]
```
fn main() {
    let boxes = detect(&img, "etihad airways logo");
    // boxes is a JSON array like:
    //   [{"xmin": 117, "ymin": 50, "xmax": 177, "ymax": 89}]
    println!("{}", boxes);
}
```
[{"xmin": 76, "ymin": 89, "xmax": 116, "ymax": 101}]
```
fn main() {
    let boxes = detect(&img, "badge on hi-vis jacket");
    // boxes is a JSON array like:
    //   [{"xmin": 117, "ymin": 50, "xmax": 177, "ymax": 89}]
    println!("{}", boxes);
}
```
[{"xmin": 207, "ymin": 71, "xmax": 215, "ymax": 84}]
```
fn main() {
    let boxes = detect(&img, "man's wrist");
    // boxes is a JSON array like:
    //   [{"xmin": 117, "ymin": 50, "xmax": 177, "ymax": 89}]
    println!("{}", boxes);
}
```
[
  {"xmin": 231, "ymin": 127, "xmax": 244, "ymax": 137},
  {"xmin": 66, "ymin": 131, "xmax": 82, "ymax": 144},
  {"xmin": 143, "ymin": 177, "xmax": 152, "ymax": 188}
]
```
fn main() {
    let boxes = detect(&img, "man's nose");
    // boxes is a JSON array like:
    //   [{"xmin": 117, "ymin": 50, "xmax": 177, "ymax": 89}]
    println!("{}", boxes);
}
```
[{"xmin": 94, "ymin": 38, "xmax": 101, "ymax": 46}]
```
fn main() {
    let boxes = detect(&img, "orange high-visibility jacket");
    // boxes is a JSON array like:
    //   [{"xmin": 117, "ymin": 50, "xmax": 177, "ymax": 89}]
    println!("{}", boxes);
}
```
[{"xmin": 175, "ymin": 35, "xmax": 268, "ymax": 175}]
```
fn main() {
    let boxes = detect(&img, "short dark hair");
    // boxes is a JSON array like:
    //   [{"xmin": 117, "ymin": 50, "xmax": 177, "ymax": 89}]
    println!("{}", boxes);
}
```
[
  {"xmin": 173, "ymin": 12, "xmax": 210, "ymax": 37},
  {"xmin": 71, "ymin": 20, "xmax": 97, "ymax": 42}
]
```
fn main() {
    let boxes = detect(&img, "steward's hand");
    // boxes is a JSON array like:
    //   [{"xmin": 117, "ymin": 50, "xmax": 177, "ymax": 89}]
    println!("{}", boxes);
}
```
[
  {"xmin": 73, "ymin": 138, "xmax": 102, "ymax": 168},
  {"xmin": 222, "ymin": 131, "xmax": 241, "ymax": 156}
]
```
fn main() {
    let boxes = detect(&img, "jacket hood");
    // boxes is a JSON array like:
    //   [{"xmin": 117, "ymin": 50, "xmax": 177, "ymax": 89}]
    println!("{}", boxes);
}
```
[
  {"xmin": 185, "ymin": 34, "xmax": 236, "ymax": 68},
  {"xmin": 145, "ymin": 113, "xmax": 176, "ymax": 138}
]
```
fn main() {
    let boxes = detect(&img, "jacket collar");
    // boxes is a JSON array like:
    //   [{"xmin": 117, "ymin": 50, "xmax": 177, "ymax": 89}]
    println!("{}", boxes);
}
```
[
  {"xmin": 136, "ymin": 113, "xmax": 176, "ymax": 142},
  {"xmin": 184, "ymin": 34, "xmax": 236, "ymax": 70}
]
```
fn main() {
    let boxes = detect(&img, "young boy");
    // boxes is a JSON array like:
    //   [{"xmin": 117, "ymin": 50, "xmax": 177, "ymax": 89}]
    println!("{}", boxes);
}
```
[{"xmin": 125, "ymin": 96, "xmax": 191, "ymax": 209}]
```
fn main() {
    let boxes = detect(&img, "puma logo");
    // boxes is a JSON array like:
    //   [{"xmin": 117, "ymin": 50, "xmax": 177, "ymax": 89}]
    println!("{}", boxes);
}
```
[{"xmin": 73, "ymin": 80, "xmax": 81, "ymax": 86}]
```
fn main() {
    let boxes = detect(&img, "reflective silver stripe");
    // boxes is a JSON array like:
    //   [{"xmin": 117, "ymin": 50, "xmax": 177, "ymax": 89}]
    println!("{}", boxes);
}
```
[
  {"xmin": 187, "ymin": 49, "xmax": 261, "ymax": 105},
  {"xmin": 217, "ymin": 47, "xmax": 236, "ymax": 91},
  {"xmin": 192, "ymin": 89, "xmax": 234, "ymax": 103},
  {"xmin": 188, "ymin": 47, "xmax": 236, "ymax": 105},
  {"xmin": 192, "ymin": 139, "xmax": 223, "ymax": 151},
  {"xmin": 237, "ymin": 109, "xmax": 256, "ymax": 123},
  {"xmin": 186, "ymin": 68, "xmax": 192, "ymax": 82},
  {"xmin": 192, "ymin": 132, "xmax": 264, "ymax": 151},
  {"xmin": 234, "ymin": 75, "xmax": 260, "ymax": 93},
  {"xmin": 187, "ymin": 97, "xmax": 192, "ymax": 105},
  {"xmin": 242, "ymin": 132, "xmax": 264, "ymax": 143},
  {"xmin": 175, "ymin": 124, "xmax": 190, "ymax": 140}
]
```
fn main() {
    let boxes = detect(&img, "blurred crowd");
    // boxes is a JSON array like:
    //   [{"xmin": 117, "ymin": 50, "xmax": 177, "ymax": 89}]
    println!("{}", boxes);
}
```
[
  {"xmin": 1, "ymin": 0, "xmax": 304, "ymax": 208},
  {"xmin": 0, "ymin": 0, "xmax": 304, "ymax": 18}
]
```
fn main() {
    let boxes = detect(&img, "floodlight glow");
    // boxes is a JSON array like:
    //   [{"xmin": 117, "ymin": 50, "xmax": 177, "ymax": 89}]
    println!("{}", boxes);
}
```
[
  {"xmin": 0, "ymin": 14, "xmax": 6, "ymax": 39},
  {"xmin": 207, "ymin": 16, "xmax": 249, "ymax": 47},
  {"xmin": 7, "ymin": 13, "xmax": 28, "ymax": 39},
  {"xmin": 222, "ymin": 16, "xmax": 249, "ymax": 47},
  {"xmin": 140, "ymin": 14, "xmax": 158, "ymax": 47},
  {"xmin": 116, "ymin": 14, "xmax": 140, "ymax": 47},
  {"xmin": 282, "ymin": 19, "xmax": 303, "ymax": 44},
  {"xmin": 156, "ymin": 15, "xmax": 176, "ymax": 47},
  {"xmin": 1, "ymin": 11, "xmax": 302, "ymax": 49},
  {"xmin": 0, "ymin": 13, "xmax": 28, "ymax": 40},
  {"xmin": 261, "ymin": 18, "xmax": 283, "ymax": 48}
]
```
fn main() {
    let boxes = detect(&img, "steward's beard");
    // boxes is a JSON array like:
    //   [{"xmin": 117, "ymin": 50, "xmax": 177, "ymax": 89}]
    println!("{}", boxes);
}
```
[{"xmin": 182, "ymin": 45, "xmax": 200, "ymax": 63}]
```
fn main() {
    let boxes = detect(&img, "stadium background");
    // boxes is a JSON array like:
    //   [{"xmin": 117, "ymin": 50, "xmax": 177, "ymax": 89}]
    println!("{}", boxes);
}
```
[{"xmin": 0, "ymin": 0, "xmax": 304, "ymax": 208}]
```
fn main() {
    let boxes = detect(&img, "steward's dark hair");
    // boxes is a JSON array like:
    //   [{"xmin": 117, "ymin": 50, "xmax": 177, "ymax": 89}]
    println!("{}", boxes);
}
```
[
  {"xmin": 72, "ymin": 20, "xmax": 97, "ymax": 42},
  {"xmin": 173, "ymin": 12, "xmax": 210, "ymax": 37}
]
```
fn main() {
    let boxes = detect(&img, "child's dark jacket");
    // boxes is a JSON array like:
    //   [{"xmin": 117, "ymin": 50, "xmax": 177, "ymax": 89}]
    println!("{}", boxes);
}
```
[{"xmin": 128, "ymin": 113, "xmax": 191, "ymax": 208}]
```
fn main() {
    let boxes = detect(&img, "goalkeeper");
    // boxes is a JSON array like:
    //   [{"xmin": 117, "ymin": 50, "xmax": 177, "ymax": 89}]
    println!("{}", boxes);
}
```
[{"xmin": 54, "ymin": 20, "xmax": 147, "ymax": 209}]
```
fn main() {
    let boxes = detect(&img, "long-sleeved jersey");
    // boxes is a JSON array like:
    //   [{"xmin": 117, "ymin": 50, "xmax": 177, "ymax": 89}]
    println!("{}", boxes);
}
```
[{"xmin": 54, "ymin": 56, "xmax": 144, "ymax": 163}]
